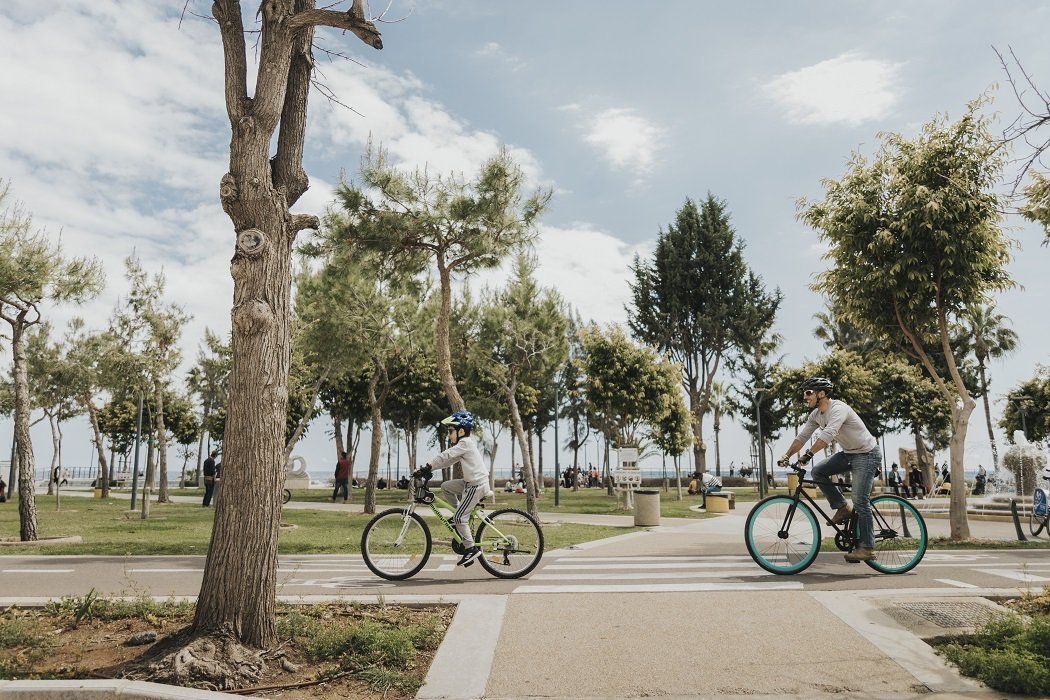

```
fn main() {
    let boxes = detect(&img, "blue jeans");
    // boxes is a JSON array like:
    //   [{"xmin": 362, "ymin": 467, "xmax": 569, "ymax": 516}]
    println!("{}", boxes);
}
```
[{"xmin": 811, "ymin": 448, "xmax": 881, "ymax": 549}]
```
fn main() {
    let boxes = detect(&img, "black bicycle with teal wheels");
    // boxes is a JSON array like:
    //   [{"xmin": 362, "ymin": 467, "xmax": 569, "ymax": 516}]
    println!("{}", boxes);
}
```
[{"xmin": 744, "ymin": 462, "xmax": 928, "ymax": 575}]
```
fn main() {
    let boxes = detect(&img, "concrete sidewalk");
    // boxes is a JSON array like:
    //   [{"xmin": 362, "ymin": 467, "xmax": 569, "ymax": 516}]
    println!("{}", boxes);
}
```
[{"xmin": 422, "ymin": 510, "xmax": 1031, "ymax": 699}]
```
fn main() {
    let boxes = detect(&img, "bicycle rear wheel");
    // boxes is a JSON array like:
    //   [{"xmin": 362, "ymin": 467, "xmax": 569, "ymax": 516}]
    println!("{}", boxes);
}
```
[
  {"xmin": 282, "ymin": 489, "xmax": 291, "ymax": 504},
  {"xmin": 865, "ymin": 496, "xmax": 927, "ymax": 574},
  {"xmin": 744, "ymin": 496, "xmax": 820, "ymax": 575},
  {"xmin": 475, "ymin": 508, "xmax": 544, "ymax": 579},
  {"xmin": 1030, "ymin": 511, "xmax": 1048, "ymax": 538},
  {"xmin": 361, "ymin": 508, "xmax": 432, "ymax": 580}
]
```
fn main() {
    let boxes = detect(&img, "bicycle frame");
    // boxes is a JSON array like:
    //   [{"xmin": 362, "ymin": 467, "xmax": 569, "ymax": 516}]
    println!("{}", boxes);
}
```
[
  {"xmin": 398, "ymin": 490, "xmax": 514, "ymax": 548},
  {"xmin": 778, "ymin": 467, "xmax": 912, "ymax": 544}
]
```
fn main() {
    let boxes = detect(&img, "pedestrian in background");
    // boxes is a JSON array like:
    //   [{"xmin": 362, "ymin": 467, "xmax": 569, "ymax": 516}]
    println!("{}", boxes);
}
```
[
  {"xmin": 332, "ymin": 451, "xmax": 350, "ymax": 503},
  {"xmin": 202, "ymin": 451, "xmax": 218, "ymax": 507}
]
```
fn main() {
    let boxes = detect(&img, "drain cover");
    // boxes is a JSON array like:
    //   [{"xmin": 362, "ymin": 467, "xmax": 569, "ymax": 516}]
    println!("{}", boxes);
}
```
[{"xmin": 893, "ymin": 600, "xmax": 999, "ymax": 628}]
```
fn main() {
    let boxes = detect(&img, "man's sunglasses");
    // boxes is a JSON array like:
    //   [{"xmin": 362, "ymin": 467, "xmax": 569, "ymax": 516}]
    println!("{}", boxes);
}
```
[{"xmin": 803, "ymin": 390, "xmax": 816, "ymax": 397}]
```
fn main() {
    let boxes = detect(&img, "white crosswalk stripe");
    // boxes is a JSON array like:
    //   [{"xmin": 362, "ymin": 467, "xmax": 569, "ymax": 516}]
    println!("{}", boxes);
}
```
[{"xmin": 518, "ymin": 555, "xmax": 793, "ymax": 593}]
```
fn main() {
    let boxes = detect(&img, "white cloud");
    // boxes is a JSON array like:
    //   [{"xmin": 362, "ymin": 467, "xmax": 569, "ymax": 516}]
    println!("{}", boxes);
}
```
[
  {"xmin": 763, "ymin": 52, "xmax": 903, "ymax": 127},
  {"xmin": 310, "ymin": 62, "xmax": 545, "ymax": 186},
  {"xmin": 473, "ymin": 223, "xmax": 650, "ymax": 325},
  {"xmin": 583, "ymin": 108, "xmax": 663, "ymax": 177}
]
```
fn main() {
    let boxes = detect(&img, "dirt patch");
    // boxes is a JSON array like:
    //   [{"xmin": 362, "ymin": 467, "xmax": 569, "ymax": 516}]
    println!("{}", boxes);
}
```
[
  {"xmin": 0, "ymin": 535, "xmax": 83, "ymax": 546},
  {"xmin": 0, "ymin": 602, "xmax": 454, "ymax": 698}
]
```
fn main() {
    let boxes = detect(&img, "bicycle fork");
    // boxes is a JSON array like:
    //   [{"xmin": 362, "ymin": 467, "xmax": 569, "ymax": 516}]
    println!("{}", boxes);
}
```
[{"xmin": 394, "ymin": 505, "xmax": 417, "ymax": 547}]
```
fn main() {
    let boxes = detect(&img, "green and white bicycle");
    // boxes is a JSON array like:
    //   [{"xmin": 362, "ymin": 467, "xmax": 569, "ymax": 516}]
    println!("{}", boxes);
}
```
[{"xmin": 361, "ymin": 467, "xmax": 544, "ymax": 581}]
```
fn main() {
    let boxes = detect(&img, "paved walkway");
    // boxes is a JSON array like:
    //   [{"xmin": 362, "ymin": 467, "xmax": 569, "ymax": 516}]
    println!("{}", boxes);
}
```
[{"xmin": 5, "ymin": 488, "xmax": 1038, "ymax": 699}]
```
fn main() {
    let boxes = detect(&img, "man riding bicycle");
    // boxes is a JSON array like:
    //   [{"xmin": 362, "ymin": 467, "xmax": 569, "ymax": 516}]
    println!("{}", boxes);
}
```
[
  {"xmin": 416, "ymin": 410, "xmax": 491, "ymax": 567},
  {"xmin": 777, "ymin": 377, "xmax": 882, "ymax": 563}
]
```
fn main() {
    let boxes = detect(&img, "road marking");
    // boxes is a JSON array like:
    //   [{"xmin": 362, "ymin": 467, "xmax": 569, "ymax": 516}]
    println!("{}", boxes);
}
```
[
  {"xmin": 981, "ymin": 569, "xmax": 1050, "ymax": 583},
  {"xmin": 934, "ymin": 579, "xmax": 979, "ymax": 588},
  {"xmin": 515, "ymin": 582, "xmax": 802, "ymax": 593},
  {"xmin": 533, "ymin": 570, "xmax": 771, "ymax": 581},
  {"xmin": 552, "ymin": 555, "xmax": 754, "ymax": 563},
  {"xmin": 545, "ymin": 562, "xmax": 759, "ymax": 570},
  {"xmin": 2, "ymin": 569, "xmax": 74, "ymax": 574}
]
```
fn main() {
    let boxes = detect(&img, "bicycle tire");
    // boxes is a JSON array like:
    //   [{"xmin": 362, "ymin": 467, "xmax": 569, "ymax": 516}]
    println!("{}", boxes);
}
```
[
  {"xmin": 744, "ymin": 496, "xmax": 820, "ymax": 575},
  {"xmin": 361, "ymin": 508, "xmax": 432, "ymax": 580},
  {"xmin": 865, "ymin": 496, "xmax": 927, "ymax": 574},
  {"xmin": 474, "ymin": 508, "xmax": 544, "ymax": 579},
  {"xmin": 1029, "ymin": 511, "xmax": 1048, "ymax": 538},
  {"xmin": 282, "ymin": 489, "xmax": 291, "ymax": 505}
]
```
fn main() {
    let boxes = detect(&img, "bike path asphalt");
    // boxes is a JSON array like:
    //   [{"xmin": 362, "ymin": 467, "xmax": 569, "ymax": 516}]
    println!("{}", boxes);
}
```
[{"xmin": 7, "ymin": 489, "xmax": 1037, "ymax": 699}]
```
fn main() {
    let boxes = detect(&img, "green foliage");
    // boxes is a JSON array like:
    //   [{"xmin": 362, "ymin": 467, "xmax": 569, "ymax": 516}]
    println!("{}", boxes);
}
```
[
  {"xmin": 578, "ymin": 325, "xmax": 682, "ymax": 448},
  {"xmin": 1021, "ymin": 170, "xmax": 1050, "ymax": 243},
  {"xmin": 42, "ymin": 592, "xmax": 193, "ymax": 623},
  {"xmin": 937, "ymin": 613, "xmax": 1050, "ymax": 695},
  {"xmin": 185, "ymin": 329, "xmax": 230, "ymax": 442},
  {"xmin": 628, "ymin": 196, "xmax": 781, "ymax": 446},
  {"xmin": 0, "ymin": 616, "xmax": 48, "ymax": 649},
  {"xmin": 800, "ymin": 101, "xmax": 1012, "ymax": 408},
  {"xmin": 1001, "ymin": 370, "xmax": 1050, "ymax": 445}
]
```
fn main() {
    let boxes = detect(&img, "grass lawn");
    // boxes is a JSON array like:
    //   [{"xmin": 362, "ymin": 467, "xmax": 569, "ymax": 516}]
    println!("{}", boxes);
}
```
[
  {"xmin": 168, "ymin": 483, "xmax": 746, "ymax": 518},
  {"xmin": 0, "ymin": 498, "xmax": 634, "ymax": 556}
]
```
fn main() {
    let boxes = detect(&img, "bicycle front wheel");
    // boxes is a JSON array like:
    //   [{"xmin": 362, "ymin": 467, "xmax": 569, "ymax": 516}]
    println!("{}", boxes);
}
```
[
  {"xmin": 1030, "ymin": 511, "xmax": 1048, "ymax": 538},
  {"xmin": 744, "ymin": 496, "xmax": 820, "ymax": 575},
  {"xmin": 475, "ymin": 508, "xmax": 544, "ymax": 579},
  {"xmin": 866, "ymin": 496, "xmax": 927, "ymax": 574},
  {"xmin": 361, "ymin": 508, "xmax": 432, "ymax": 580}
]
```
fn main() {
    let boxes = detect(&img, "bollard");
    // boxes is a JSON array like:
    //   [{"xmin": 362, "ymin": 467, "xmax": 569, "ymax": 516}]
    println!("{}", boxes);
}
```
[
  {"xmin": 634, "ymin": 490, "xmax": 660, "ymax": 527},
  {"xmin": 1010, "ymin": 499, "xmax": 1027, "ymax": 542}
]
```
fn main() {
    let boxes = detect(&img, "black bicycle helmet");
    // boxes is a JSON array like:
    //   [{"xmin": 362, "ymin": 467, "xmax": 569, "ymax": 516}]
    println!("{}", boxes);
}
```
[{"xmin": 800, "ymin": 377, "xmax": 834, "ymax": 395}]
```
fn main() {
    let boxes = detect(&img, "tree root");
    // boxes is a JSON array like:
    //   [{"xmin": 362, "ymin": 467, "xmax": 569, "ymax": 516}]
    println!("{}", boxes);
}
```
[{"xmin": 125, "ymin": 624, "xmax": 267, "ymax": 692}]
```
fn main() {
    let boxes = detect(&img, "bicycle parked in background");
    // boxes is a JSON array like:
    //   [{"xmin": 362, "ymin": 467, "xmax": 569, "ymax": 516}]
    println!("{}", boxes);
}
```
[
  {"xmin": 1030, "ymin": 467, "xmax": 1050, "ymax": 537},
  {"xmin": 361, "ymin": 469, "xmax": 544, "ymax": 581},
  {"xmin": 744, "ymin": 461, "xmax": 928, "ymax": 575}
]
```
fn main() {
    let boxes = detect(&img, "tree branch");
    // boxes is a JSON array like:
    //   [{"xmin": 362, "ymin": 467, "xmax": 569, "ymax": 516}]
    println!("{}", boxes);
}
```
[
  {"xmin": 288, "ymin": 1, "xmax": 384, "ymax": 49},
  {"xmin": 211, "ymin": 0, "xmax": 250, "ymax": 121},
  {"xmin": 272, "ymin": 0, "xmax": 315, "ymax": 206}
]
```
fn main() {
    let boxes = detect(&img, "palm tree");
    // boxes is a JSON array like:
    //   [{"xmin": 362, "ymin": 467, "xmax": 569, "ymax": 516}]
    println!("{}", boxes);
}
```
[{"xmin": 962, "ymin": 304, "xmax": 1019, "ymax": 471}]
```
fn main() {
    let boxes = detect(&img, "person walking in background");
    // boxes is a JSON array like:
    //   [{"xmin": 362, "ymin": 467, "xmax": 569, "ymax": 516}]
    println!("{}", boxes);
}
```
[
  {"xmin": 974, "ymin": 464, "xmax": 987, "ymax": 495},
  {"xmin": 332, "ymin": 451, "xmax": 350, "ymax": 502},
  {"xmin": 202, "ymin": 451, "xmax": 218, "ymax": 507}
]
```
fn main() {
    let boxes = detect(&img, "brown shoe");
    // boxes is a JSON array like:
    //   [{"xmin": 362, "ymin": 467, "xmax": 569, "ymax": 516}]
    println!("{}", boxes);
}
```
[
  {"xmin": 829, "ymin": 504, "xmax": 853, "ymax": 525},
  {"xmin": 844, "ymin": 547, "xmax": 877, "ymax": 563}
]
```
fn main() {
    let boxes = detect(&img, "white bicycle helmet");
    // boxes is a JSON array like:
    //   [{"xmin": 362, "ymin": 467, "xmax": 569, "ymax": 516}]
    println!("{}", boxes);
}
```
[{"xmin": 1041, "ymin": 465, "xmax": 1050, "ymax": 481}]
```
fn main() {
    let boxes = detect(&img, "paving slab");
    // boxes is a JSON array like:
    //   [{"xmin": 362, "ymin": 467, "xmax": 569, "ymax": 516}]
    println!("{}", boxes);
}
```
[{"xmin": 486, "ymin": 591, "xmax": 928, "ymax": 698}]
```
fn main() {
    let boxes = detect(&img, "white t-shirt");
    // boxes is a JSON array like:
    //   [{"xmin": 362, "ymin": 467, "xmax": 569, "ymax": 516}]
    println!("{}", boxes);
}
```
[
  {"xmin": 428, "ymin": 435, "xmax": 488, "ymax": 484},
  {"xmin": 795, "ymin": 399, "xmax": 877, "ymax": 454}
]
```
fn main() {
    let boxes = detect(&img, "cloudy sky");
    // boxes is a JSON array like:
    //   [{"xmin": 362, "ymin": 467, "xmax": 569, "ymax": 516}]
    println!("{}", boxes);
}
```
[{"xmin": 2, "ymin": 1, "xmax": 1049, "ymax": 479}]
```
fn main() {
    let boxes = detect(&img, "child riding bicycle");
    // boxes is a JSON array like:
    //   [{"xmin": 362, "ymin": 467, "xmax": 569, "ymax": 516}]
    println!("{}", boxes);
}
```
[
  {"xmin": 777, "ymin": 377, "xmax": 882, "ymax": 563},
  {"xmin": 416, "ymin": 410, "xmax": 491, "ymax": 567}
]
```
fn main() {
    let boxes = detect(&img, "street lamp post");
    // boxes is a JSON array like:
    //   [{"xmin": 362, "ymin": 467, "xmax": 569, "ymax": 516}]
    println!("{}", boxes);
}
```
[
  {"xmin": 554, "ymin": 383, "xmax": 560, "ymax": 507},
  {"xmin": 129, "ymin": 393, "xmax": 144, "ymax": 511},
  {"xmin": 755, "ymin": 388, "xmax": 767, "ymax": 499}
]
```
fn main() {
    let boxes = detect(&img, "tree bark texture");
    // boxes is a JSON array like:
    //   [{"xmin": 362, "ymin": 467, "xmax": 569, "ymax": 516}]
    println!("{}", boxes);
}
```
[
  {"xmin": 364, "ymin": 368, "xmax": 383, "ymax": 515},
  {"xmin": 155, "ymin": 384, "xmax": 170, "ymax": 503},
  {"xmin": 505, "ymin": 378, "xmax": 538, "ymax": 518},
  {"xmin": 86, "ymin": 402, "xmax": 110, "ymax": 496},
  {"xmin": 977, "ymin": 364, "xmax": 1000, "ymax": 471},
  {"xmin": 192, "ymin": 0, "xmax": 380, "ymax": 650},
  {"xmin": 436, "ymin": 264, "xmax": 465, "ymax": 412},
  {"xmin": 948, "ymin": 404, "xmax": 973, "ymax": 540},
  {"xmin": 11, "ymin": 322, "xmax": 38, "ymax": 541}
]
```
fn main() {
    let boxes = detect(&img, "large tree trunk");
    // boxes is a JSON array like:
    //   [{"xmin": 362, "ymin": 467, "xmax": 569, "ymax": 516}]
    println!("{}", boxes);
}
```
[
  {"xmin": 333, "ymin": 415, "xmax": 344, "ymax": 459},
  {"xmin": 155, "ymin": 383, "xmax": 170, "ymax": 503},
  {"xmin": 195, "ymin": 406, "xmax": 209, "ymax": 484},
  {"xmin": 141, "ymin": 432, "xmax": 155, "ymax": 520},
  {"xmin": 48, "ymin": 412, "xmax": 59, "ymax": 501},
  {"xmin": 977, "ymin": 363, "xmax": 1000, "ymax": 471},
  {"xmin": 948, "ymin": 402, "xmax": 973, "ymax": 540},
  {"xmin": 11, "ymin": 322, "xmax": 38, "ymax": 541}
]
